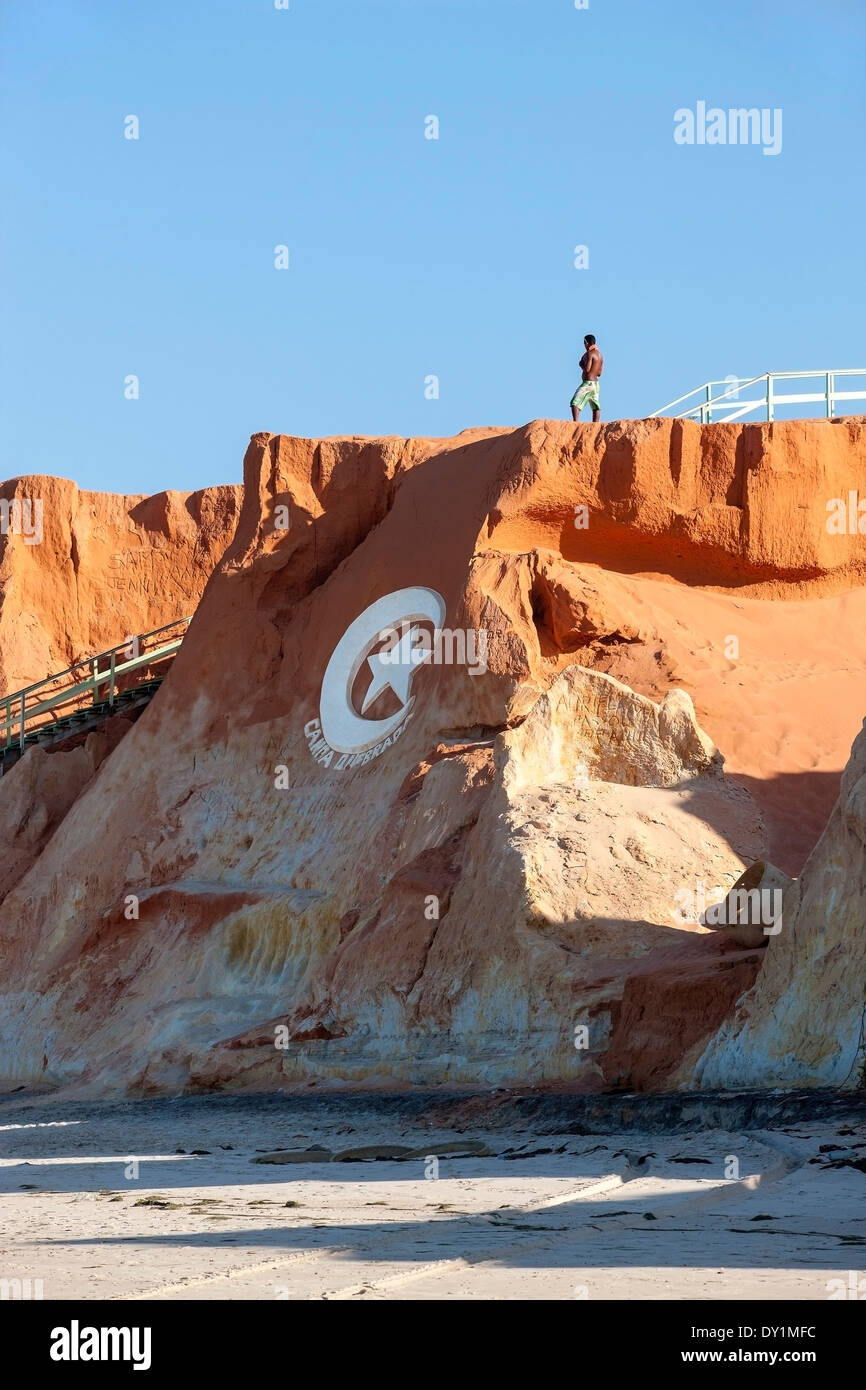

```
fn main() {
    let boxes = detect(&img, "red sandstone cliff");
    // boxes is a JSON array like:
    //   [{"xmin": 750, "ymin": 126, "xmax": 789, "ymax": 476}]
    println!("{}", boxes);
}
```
[
  {"xmin": 0, "ymin": 474, "xmax": 242, "ymax": 693},
  {"xmin": 0, "ymin": 418, "xmax": 863, "ymax": 1095}
]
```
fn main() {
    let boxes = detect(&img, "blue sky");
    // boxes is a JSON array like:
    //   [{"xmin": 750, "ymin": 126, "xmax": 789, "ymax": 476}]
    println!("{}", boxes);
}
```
[{"xmin": 2, "ymin": 0, "xmax": 864, "ymax": 495}]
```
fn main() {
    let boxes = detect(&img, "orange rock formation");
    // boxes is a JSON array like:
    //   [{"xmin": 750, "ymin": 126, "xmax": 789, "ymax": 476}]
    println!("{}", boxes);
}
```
[
  {"xmin": 0, "ymin": 418, "xmax": 863, "ymax": 1094},
  {"xmin": 0, "ymin": 474, "xmax": 242, "ymax": 693}
]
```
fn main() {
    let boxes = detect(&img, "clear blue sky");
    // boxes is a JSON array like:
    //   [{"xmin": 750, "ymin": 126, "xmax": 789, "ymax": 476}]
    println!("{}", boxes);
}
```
[{"xmin": 2, "ymin": 0, "xmax": 864, "ymax": 495}]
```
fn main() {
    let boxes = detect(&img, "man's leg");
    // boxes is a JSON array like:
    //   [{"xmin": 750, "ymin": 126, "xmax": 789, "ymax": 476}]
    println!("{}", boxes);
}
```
[
  {"xmin": 591, "ymin": 406, "xmax": 600, "ymax": 422},
  {"xmin": 570, "ymin": 383, "xmax": 589, "ymax": 421},
  {"xmin": 590, "ymin": 382, "xmax": 601, "ymax": 422}
]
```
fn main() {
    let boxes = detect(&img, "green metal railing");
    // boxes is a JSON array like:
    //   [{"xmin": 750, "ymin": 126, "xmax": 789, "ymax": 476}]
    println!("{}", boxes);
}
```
[
  {"xmin": 650, "ymin": 369, "xmax": 866, "ymax": 424},
  {"xmin": 1, "ymin": 617, "xmax": 191, "ymax": 757}
]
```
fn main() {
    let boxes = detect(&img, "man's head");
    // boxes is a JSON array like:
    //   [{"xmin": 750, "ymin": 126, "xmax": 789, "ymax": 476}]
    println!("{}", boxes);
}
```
[{"xmin": 584, "ymin": 334, "xmax": 596, "ymax": 348}]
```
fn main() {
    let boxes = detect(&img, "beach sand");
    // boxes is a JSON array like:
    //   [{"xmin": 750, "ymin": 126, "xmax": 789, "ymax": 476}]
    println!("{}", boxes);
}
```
[{"xmin": 2, "ymin": 1094, "xmax": 863, "ymax": 1301}]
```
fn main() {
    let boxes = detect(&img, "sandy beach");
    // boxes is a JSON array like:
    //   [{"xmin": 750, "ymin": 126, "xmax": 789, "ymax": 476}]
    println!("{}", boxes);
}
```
[{"xmin": 2, "ymin": 1093, "xmax": 863, "ymax": 1301}]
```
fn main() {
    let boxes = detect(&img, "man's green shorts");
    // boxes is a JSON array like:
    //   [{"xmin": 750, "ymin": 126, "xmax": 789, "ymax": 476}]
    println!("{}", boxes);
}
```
[{"xmin": 570, "ymin": 379, "xmax": 601, "ymax": 412}]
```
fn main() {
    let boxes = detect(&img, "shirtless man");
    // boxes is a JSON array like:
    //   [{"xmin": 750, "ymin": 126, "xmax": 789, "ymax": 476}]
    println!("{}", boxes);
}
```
[{"xmin": 570, "ymin": 334, "xmax": 603, "ymax": 422}]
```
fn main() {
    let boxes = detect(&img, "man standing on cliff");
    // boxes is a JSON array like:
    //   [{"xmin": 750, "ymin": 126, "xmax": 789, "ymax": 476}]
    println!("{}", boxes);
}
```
[{"xmin": 570, "ymin": 334, "xmax": 603, "ymax": 422}]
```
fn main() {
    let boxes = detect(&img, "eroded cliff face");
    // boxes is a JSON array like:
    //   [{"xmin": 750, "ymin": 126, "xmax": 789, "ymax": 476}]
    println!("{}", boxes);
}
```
[
  {"xmin": 686, "ymin": 718, "xmax": 866, "ymax": 1091},
  {"xmin": 0, "ymin": 474, "xmax": 242, "ymax": 692},
  {"xmin": 0, "ymin": 712, "xmax": 136, "ymax": 903},
  {"xmin": 0, "ymin": 418, "xmax": 863, "ymax": 1094}
]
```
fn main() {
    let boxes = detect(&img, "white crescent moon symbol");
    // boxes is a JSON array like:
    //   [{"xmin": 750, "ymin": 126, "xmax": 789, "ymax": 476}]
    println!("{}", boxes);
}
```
[{"xmin": 319, "ymin": 587, "xmax": 446, "ymax": 754}]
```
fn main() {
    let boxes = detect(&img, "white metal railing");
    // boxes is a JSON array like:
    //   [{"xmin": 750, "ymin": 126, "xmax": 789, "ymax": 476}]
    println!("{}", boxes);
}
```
[
  {"xmin": 1, "ymin": 617, "xmax": 191, "ymax": 758},
  {"xmin": 650, "ymin": 370, "xmax": 866, "ymax": 424}
]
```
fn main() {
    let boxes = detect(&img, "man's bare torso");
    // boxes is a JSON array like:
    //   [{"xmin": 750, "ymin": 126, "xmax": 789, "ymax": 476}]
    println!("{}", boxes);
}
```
[{"xmin": 580, "ymin": 345, "xmax": 603, "ymax": 381}]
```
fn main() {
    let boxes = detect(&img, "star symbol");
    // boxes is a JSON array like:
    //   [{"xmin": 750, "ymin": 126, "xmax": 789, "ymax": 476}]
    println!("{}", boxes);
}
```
[{"xmin": 361, "ymin": 625, "xmax": 432, "ymax": 715}]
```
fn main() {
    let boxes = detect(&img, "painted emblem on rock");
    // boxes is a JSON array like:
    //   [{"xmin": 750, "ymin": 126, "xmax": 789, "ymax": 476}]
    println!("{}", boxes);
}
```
[{"xmin": 304, "ymin": 587, "xmax": 446, "ymax": 769}]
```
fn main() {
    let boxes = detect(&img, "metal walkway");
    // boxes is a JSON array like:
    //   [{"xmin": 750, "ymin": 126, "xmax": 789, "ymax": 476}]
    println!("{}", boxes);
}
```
[
  {"xmin": 650, "ymin": 368, "xmax": 866, "ymax": 424},
  {"xmin": 1, "ymin": 617, "xmax": 191, "ymax": 772}
]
